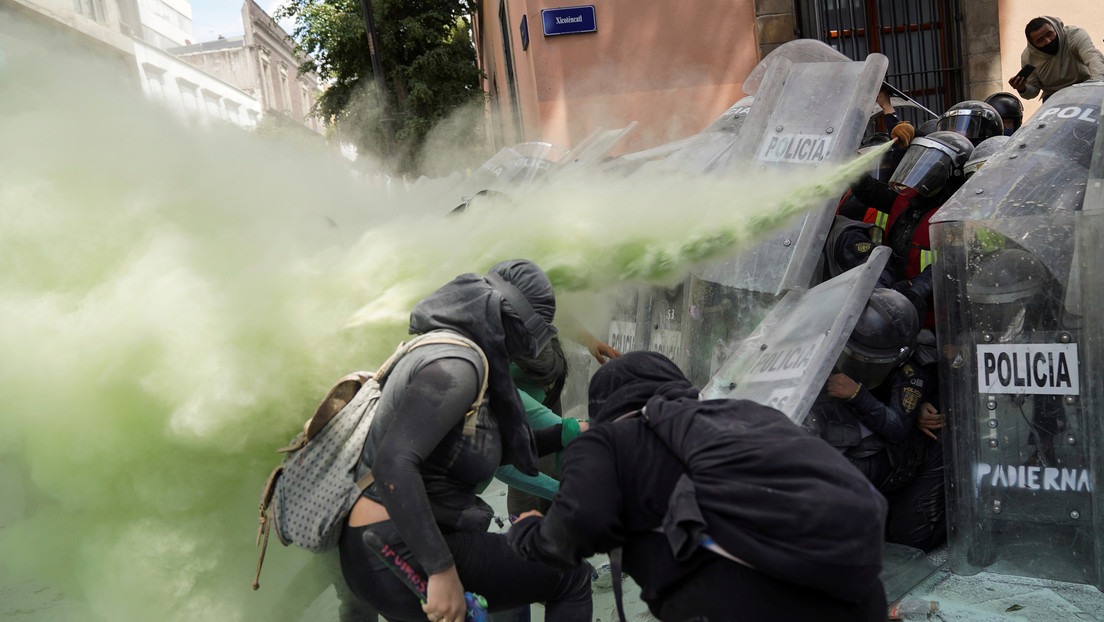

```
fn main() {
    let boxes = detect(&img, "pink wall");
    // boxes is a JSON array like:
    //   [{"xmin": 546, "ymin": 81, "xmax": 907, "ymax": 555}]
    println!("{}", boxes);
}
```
[{"xmin": 481, "ymin": 1, "xmax": 760, "ymax": 153}]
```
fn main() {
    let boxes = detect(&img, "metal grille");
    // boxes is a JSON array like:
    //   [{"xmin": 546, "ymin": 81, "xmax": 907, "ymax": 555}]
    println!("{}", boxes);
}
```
[{"xmin": 798, "ymin": 0, "xmax": 964, "ymax": 128}]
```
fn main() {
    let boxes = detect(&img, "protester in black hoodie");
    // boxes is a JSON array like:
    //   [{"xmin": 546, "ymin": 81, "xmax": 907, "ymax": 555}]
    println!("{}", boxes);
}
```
[
  {"xmin": 340, "ymin": 259, "xmax": 592, "ymax": 622},
  {"xmin": 509, "ymin": 351, "xmax": 889, "ymax": 622}
]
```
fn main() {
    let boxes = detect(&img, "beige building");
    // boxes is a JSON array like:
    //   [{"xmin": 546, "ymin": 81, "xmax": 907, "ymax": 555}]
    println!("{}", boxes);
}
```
[
  {"xmin": 473, "ymin": 0, "xmax": 1104, "ymax": 153},
  {"xmin": 170, "ymin": 0, "xmax": 323, "ymax": 133}
]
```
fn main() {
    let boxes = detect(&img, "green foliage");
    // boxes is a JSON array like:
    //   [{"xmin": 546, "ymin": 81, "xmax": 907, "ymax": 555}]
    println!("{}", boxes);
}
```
[{"xmin": 278, "ymin": 0, "xmax": 485, "ymax": 175}]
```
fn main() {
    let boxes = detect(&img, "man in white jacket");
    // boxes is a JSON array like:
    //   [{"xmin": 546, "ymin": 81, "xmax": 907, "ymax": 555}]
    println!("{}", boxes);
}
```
[{"xmin": 1009, "ymin": 16, "xmax": 1104, "ymax": 101}]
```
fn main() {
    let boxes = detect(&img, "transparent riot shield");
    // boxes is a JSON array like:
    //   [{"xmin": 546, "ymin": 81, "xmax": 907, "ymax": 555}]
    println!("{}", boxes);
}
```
[
  {"xmin": 700, "ymin": 246, "xmax": 890, "ymax": 425},
  {"xmin": 610, "ymin": 49, "xmax": 888, "ymax": 393},
  {"xmin": 1076, "ymin": 92, "xmax": 1104, "ymax": 592},
  {"xmin": 554, "ymin": 123, "xmax": 638, "ymax": 172},
  {"xmin": 933, "ymin": 82, "xmax": 1104, "ymax": 224},
  {"xmin": 706, "ymin": 49, "xmax": 888, "ymax": 296},
  {"xmin": 930, "ymin": 83, "xmax": 1104, "ymax": 588},
  {"xmin": 605, "ymin": 285, "xmax": 653, "ymax": 359},
  {"xmin": 621, "ymin": 96, "xmax": 756, "ymax": 177},
  {"xmin": 445, "ymin": 142, "xmax": 564, "ymax": 211},
  {"xmin": 933, "ymin": 213, "xmax": 1101, "ymax": 589}
]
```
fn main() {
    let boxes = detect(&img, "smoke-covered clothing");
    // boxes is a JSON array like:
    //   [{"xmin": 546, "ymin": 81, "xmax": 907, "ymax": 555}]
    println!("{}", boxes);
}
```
[
  {"xmin": 342, "ymin": 261, "xmax": 592, "ymax": 621},
  {"xmin": 806, "ymin": 362, "xmax": 946, "ymax": 551},
  {"xmin": 1018, "ymin": 16, "xmax": 1104, "ymax": 101},
  {"xmin": 409, "ymin": 260, "xmax": 557, "ymax": 475},
  {"xmin": 356, "ymin": 350, "xmax": 500, "ymax": 575}
]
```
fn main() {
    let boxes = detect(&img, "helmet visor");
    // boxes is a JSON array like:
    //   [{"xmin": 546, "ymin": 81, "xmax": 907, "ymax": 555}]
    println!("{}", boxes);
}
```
[
  {"xmin": 890, "ymin": 145, "xmax": 952, "ymax": 196},
  {"xmin": 937, "ymin": 114, "xmax": 992, "ymax": 143}
]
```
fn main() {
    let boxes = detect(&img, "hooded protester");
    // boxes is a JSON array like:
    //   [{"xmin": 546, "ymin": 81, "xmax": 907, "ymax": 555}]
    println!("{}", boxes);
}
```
[
  {"xmin": 340, "ymin": 259, "xmax": 593, "ymax": 622},
  {"xmin": 1009, "ymin": 16, "xmax": 1104, "ymax": 101},
  {"xmin": 509, "ymin": 351, "xmax": 889, "ymax": 622}
]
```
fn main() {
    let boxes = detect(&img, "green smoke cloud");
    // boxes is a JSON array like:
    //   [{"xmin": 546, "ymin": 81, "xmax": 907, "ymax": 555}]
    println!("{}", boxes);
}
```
[{"xmin": 0, "ymin": 14, "xmax": 884, "ymax": 622}]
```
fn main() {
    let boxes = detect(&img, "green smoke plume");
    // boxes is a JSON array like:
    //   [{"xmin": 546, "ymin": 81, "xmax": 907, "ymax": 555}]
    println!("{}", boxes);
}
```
[{"xmin": 0, "ymin": 14, "xmax": 884, "ymax": 622}]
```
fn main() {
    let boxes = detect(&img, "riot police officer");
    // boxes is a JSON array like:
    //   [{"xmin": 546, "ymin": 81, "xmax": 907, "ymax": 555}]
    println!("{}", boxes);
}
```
[
  {"xmin": 984, "ymin": 92, "xmax": 1025, "ymax": 135},
  {"xmin": 847, "ymin": 131, "xmax": 974, "ymax": 326},
  {"xmin": 805, "ymin": 289, "xmax": 946, "ymax": 552},
  {"xmin": 963, "ymin": 135, "xmax": 1011, "ymax": 179},
  {"xmin": 936, "ymin": 100, "xmax": 1004, "ymax": 146}
]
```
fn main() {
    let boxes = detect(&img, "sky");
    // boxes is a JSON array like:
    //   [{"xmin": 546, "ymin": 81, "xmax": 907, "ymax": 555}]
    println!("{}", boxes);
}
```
[{"xmin": 188, "ymin": 0, "xmax": 294, "ymax": 43}]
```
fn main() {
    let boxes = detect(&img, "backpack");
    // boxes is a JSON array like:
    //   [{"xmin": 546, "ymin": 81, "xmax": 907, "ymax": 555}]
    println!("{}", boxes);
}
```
[{"xmin": 252, "ymin": 331, "xmax": 489, "ymax": 590}]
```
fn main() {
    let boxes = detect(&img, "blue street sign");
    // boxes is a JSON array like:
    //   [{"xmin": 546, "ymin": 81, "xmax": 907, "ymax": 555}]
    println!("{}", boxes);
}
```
[
  {"xmin": 541, "ymin": 6, "xmax": 597, "ymax": 37},
  {"xmin": 520, "ymin": 14, "xmax": 529, "ymax": 50}
]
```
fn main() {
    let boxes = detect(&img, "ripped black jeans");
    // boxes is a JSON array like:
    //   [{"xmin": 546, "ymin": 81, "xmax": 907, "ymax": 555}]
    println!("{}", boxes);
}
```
[{"xmin": 340, "ymin": 520, "xmax": 592, "ymax": 622}]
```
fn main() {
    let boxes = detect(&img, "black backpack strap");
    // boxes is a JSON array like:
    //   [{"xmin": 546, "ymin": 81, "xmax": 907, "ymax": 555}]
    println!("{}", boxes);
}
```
[{"xmin": 610, "ymin": 547, "xmax": 627, "ymax": 622}]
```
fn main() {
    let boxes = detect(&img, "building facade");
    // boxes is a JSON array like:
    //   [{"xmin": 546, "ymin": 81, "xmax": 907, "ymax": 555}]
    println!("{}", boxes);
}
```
[
  {"xmin": 473, "ymin": 0, "xmax": 1104, "ymax": 153},
  {"xmin": 170, "ymin": 0, "xmax": 323, "ymax": 133},
  {"xmin": 135, "ymin": 37, "xmax": 262, "ymax": 128},
  {"xmin": 130, "ymin": 0, "xmax": 195, "ymax": 49}
]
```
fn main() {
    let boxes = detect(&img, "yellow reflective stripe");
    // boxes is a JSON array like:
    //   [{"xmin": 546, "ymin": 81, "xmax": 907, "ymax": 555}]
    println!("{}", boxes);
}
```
[
  {"xmin": 875, "ymin": 211, "xmax": 888, "ymax": 229},
  {"xmin": 920, "ymin": 249, "xmax": 934, "ymax": 272}
]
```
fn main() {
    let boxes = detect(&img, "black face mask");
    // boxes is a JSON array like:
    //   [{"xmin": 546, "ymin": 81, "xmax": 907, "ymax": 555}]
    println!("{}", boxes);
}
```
[{"xmin": 1037, "ymin": 39, "xmax": 1060, "ymax": 55}]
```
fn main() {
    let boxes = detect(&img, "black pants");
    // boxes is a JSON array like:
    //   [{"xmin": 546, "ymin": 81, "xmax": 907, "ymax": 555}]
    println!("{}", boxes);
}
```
[
  {"xmin": 850, "ymin": 439, "xmax": 946, "ymax": 553},
  {"xmin": 340, "ymin": 520, "xmax": 592, "ymax": 622},
  {"xmin": 656, "ymin": 557, "xmax": 887, "ymax": 622}
]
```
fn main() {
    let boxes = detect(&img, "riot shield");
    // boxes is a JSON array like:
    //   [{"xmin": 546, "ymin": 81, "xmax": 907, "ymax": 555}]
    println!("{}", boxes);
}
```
[
  {"xmin": 933, "ymin": 82, "xmax": 1104, "ymax": 224},
  {"xmin": 706, "ymin": 48, "xmax": 887, "ymax": 295},
  {"xmin": 931, "ymin": 88, "xmax": 1104, "ymax": 588},
  {"xmin": 1076, "ymin": 88, "xmax": 1104, "ymax": 592},
  {"xmin": 700, "ymin": 246, "xmax": 890, "ymax": 425},
  {"xmin": 445, "ymin": 142, "xmax": 564, "ymax": 211},
  {"xmin": 740, "ymin": 39, "xmax": 853, "ymax": 96},
  {"xmin": 661, "ymin": 96, "xmax": 755, "ymax": 175},
  {"xmin": 554, "ymin": 123, "xmax": 638, "ymax": 172}
]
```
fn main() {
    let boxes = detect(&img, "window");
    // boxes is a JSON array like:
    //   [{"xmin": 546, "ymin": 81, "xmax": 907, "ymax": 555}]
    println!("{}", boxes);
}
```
[
  {"xmin": 798, "ymin": 0, "xmax": 963, "ymax": 125},
  {"xmin": 225, "ymin": 101, "xmax": 242, "ymax": 126},
  {"xmin": 498, "ymin": 2, "xmax": 524, "ymax": 140},
  {"xmin": 279, "ymin": 64, "xmax": 292, "ymax": 112},
  {"xmin": 142, "ymin": 64, "xmax": 167, "ymax": 100},
  {"xmin": 203, "ymin": 91, "xmax": 223, "ymax": 121},
  {"xmin": 260, "ymin": 56, "xmax": 273, "ymax": 108},
  {"xmin": 176, "ymin": 78, "xmax": 200, "ymax": 114},
  {"xmin": 73, "ymin": 0, "xmax": 107, "ymax": 24}
]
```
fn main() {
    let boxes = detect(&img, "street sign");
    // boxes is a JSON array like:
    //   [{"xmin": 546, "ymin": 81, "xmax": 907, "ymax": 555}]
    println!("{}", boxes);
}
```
[{"xmin": 541, "ymin": 6, "xmax": 597, "ymax": 37}]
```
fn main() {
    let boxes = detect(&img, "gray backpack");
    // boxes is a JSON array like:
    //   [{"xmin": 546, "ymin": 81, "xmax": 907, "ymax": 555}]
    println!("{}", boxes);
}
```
[{"xmin": 252, "ymin": 331, "xmax": 488, "ymax": 589}]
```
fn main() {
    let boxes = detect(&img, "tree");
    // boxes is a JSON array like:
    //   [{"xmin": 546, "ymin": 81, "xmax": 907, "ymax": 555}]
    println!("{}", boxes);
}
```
[{"xmin": 278, "ymin": 0, "xmax": 486, "ymax": 175}]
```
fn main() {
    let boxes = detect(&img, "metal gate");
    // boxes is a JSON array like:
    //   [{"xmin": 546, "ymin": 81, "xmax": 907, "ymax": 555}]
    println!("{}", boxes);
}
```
[{"xmin": 797, "ymin": 0, "xmax": 964, "ymax": 127}]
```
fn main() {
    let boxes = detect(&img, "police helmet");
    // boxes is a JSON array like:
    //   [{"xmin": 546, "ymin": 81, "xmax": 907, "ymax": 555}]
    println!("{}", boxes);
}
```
[
  {"xmin": 967, "ymin": 249, "xmax": 1050, "ymax": 341},
  {"xmin": 836, "ymin": 289, "xmax": 919, "ymax": 389},
  {"xmin": 984, "ymin": 92, "xmax": 1024, "ymax": 133},
  {"xmin": 915, "ymin": 118, "xmax": 939, "ymax": 138},
  {"xmin": 936, "ymin": 100, "xmax": 1003, "ymax": 145},
  {"xmin": 963, "ymin": 135, "xmax": 1010, "ymax": 179},
  {"xmin": 889, "ymin": 131, "xmax": 974, "ymax": 197}
]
